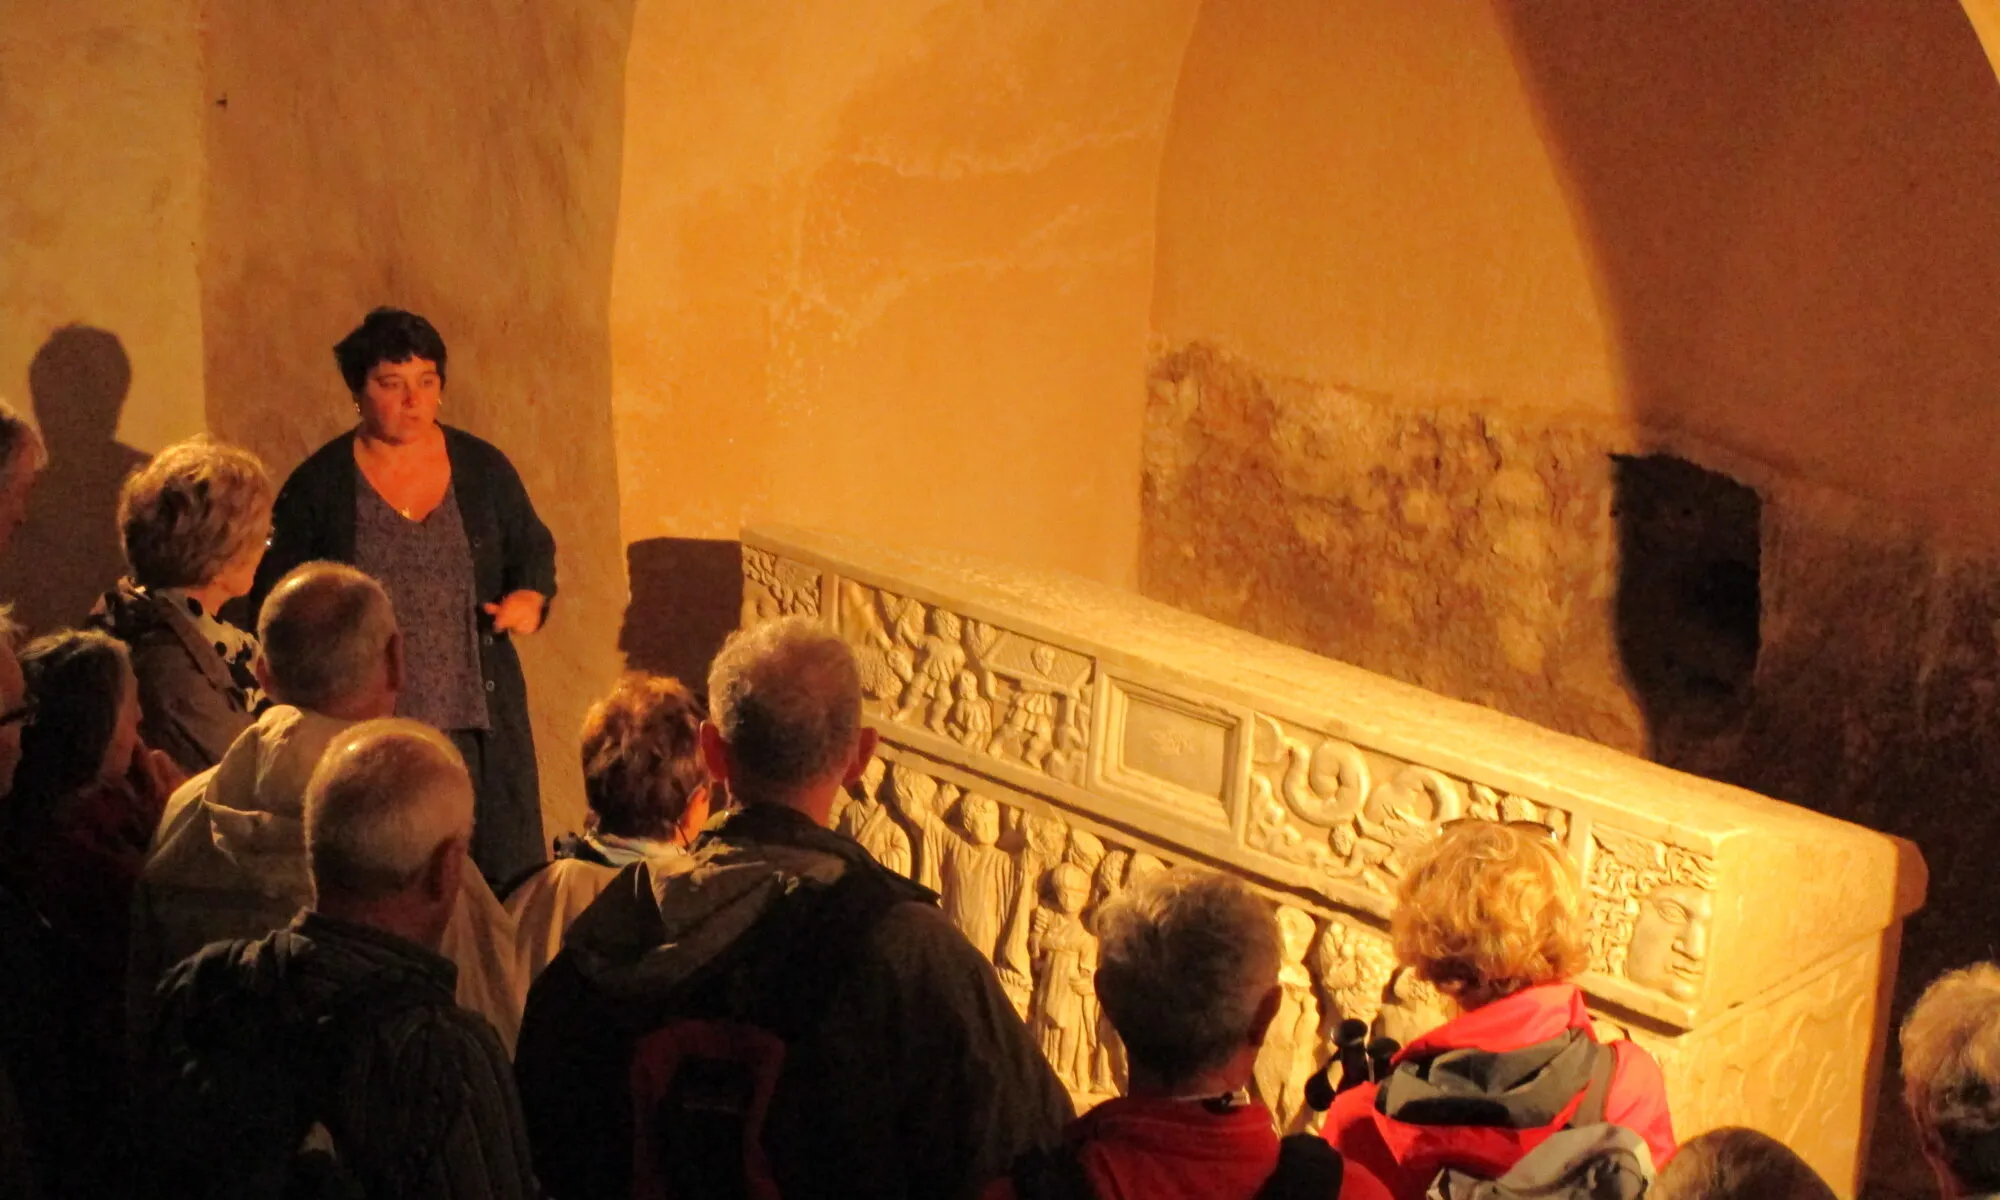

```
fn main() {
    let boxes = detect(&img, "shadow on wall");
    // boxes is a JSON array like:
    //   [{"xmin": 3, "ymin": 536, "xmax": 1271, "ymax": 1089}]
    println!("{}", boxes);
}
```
[
  {"xmin": 1490, "ymin": 0, "xmax": 2000, "ymax": 1004},
  {"xmin": 1, "ymin": 327, "xmax": 149, "ymax": 633},
  {"xmin": 620, "ymin": 537, "xmax": 743, "ymax": 695}
]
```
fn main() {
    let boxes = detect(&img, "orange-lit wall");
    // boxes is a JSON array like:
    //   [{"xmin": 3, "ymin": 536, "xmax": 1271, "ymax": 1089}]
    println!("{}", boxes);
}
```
[
  {"xmin": 0, "ymin": 0, "xmax": 209, "ymax": 631},
  {"xmin": 1154, "ymin": 0, "xmax": 2000, "ymax": 546},
  {"xmin": 193, "ymin": 0, "xmax": 637, "ymax": 838},
  {"xmin": 609, "ymin": 0, "xmax": 1201, "ymax": 590}
]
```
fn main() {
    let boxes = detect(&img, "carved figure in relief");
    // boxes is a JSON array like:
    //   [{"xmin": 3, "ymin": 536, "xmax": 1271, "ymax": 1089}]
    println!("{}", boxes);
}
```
[
  {"xmin": 897, "ymin": 608, "xmax": 967, "ymax": 731},
  {"xmin": 946, "ymin": 670, "xmax": 994, "ymax": 750},
  {"xmin": 1088, "ymin": 849, "xmax": 1133, "ymax": 1093},
  {"xmin": 989, "ymin": 645, "xmax": 1079, "ymax": 769},
  {"xmin": 1375, "ymin": 967, "xmax": 1451, "ymax": 1048},
  {"xmin": 1030, "ymin": 862, "xmax": 1100, "ymax": 1092},
  {"xmin": 1000, "ymin": 810, "xmax": 1071, "ymax": 1014},
  {"xmin": 1625, "ymin": 884, "xmax": 1713, "ymax": 1001},
  {"xmin": 836, "ymin": 757, "xmax": 911, "ymax": 878},
  {"xmin": 891, "ymin": 778, "xmax": 1021, "ymax": 967},
  {"xmin": 740, "ymin": 547, "xmax": 819, "ymax": 626},
  {"xmin": 1252, "ymin": 906, "xmax": 1321, "ymax": 1132},
  {"xmin": 1312, "ymin": 920, "xmax": 1397, "ymax": 1034},
  {"xmin": 887, "ymin": 765, "xmax": 948, "ymax": 893},
  {"xmin": 844, "ymin": 583, "xmax": 916, "ymax": 703}
]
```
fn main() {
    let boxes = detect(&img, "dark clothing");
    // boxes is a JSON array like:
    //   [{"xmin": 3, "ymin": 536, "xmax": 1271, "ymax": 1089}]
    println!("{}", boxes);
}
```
[
  {"xmin": 136, "ymin": 911, "xmax": 538, "ymax": 1200},
  {"xmin": 253, "ymin": 425, "xmax": 557, "ymax": 883},
  {"xmin": 2, "ymin": 776, "xmax": 164, "ymax": 1137},
  {"xmin": 0, "ymin": 872, "xmax": 86, "ymax": 1198},
  {"xmin": 86, "ymin": 580, "xmax": 259, "ymax": 774},
  {"xmin": 516, "ymin": 804, "xmax": 1074, "ymax": 1200},
  {"xmin": 354, "ymin": 480, "xmax": 491, "ymax": 733}
]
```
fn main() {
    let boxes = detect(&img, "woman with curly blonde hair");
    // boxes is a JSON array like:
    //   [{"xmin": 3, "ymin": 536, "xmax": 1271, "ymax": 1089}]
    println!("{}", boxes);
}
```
[
  {"xmin": 1323, "ymin": 820, "xmax": 1676, "ymax": 1196},
  {"xmin": 87, "ymin": 437, "xmax": 273, "ymax": 772}
]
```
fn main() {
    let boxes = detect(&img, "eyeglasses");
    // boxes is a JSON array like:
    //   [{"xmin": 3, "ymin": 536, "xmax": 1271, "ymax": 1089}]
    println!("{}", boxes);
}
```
[
  {"xmin": 0, "ymin": 698, "xmax": 35, "ymax": 729},
  {"xmin": 1439, "ymin": 817, "xmax": 1558, "ymax": 841}
]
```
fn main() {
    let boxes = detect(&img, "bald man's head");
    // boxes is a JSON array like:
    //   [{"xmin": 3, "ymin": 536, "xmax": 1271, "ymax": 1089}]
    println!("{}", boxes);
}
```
[
  {"xmin": 257, "ymin": 561, "xmax": 399, "ymax": 716},
  {"xmin": 304, "ymin": 718, "xmax": 472, "ymax": 904}
]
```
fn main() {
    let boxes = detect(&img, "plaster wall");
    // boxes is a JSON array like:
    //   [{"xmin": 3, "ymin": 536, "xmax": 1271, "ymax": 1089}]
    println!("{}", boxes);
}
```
[
  {"xmin": 0, "ymin": 0, "xmax": 207, "ymax": 631},
  {"xmin": 610, "ymin": 0, "xmax": 1200, "ymax": 612},
  {"xmin": 197, "ymin": 0, "xmax": 638, "ymax": 838}
]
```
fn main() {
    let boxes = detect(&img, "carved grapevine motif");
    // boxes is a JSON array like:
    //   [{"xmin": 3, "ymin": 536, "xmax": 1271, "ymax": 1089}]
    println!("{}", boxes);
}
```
[{"xmin": 741, "ymin": 548, "xmax": 821, "ymax": 625}]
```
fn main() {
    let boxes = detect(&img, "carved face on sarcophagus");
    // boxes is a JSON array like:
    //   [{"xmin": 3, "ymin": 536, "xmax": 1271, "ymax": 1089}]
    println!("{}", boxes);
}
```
[{"xmin": 1626, "ymin": 883, "xmax": 1713, "ymax": 1002}]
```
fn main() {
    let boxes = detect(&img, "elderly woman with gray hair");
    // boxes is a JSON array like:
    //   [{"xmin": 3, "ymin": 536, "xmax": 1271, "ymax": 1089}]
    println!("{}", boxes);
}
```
[{"xmin": 87, "ymin": 437, "xmax": 274, "ymax": 774}]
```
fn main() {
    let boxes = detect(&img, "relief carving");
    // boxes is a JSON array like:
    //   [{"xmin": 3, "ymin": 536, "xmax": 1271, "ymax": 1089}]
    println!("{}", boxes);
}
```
[
  {"xmin": 1249, "ymin": 716, "xmax": 1473, "ymax": 896},
  {"xmin": 1312, "ymin": 919, "xmax": 1398, "ymax": 1034},
  {"xmin": 1253, "ymin": 906, "xmax": 1323, "ymax": 1132},
  {"xmin": 844, "ymin": 585, "xmax": 1092, "ymax": 783},
  {"xmin": 835, "ymin": 758, "xmax": 911, "ymax": 877},
  {"xmin": 1587, "ymin": 826, "xmax": 1718, "ymax": 1000},
  {"xmin": 1029, "ymin": 863, "xmax": 1101, "ymax": 1094},
  {"xmin": 741, "ymin": 547, "xmax": 821, "ymax": 626}
]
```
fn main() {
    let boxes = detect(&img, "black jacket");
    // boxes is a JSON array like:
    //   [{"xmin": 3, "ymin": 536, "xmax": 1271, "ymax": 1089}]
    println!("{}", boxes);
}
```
[
  {"xmin": 134, "ymin": 911, "xmax": 538, "ymax": 1199},
  {"xmin": 251, "ymin": 426, "xmax": 557, "ymax": 878},
  {"xmin": 516, "ymin": 805, "xmax": 1074, "ymax": 1200}
]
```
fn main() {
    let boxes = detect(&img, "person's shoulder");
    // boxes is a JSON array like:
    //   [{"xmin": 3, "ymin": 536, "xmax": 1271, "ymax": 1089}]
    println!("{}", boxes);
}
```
[
  {"xmin": 440, "ymin": 425, "xmax": 519, "ymax": 471},
  {"xmin": 286, "ymin": 431, "xmax": 357, "ymax": 479},
  {"xmin": 865, "ymin": 895, "xmax": 991, "ymax": 979},
  {"xmin": 371, "ymin": 996, "xmax": 515, "ymax": 1091}
]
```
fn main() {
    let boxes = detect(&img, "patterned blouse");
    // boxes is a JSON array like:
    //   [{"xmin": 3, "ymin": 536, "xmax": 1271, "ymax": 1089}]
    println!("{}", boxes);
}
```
[{"xmin": 353, "ymin": 479, "xmax": 491, "ymax": 732}]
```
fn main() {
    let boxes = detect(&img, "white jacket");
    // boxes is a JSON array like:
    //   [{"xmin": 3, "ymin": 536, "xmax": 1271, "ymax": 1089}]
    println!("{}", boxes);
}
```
[{"xmin": 129, "ymin": 705, "xmax": 527, "ymax": 1052}]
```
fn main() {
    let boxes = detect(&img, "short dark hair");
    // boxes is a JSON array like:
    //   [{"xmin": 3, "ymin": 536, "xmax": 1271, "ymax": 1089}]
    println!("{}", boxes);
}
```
[
  {"xmin": 333, "ymin": 308, "xmax": 448, "ymax": 394},
  {"xmin": 580, "ymin": 673, "xmax": 707, "ymax": 840}
]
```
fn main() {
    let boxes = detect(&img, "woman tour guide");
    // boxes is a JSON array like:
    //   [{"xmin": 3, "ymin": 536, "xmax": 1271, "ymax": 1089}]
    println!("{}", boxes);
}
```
[{"xmin": 252, "ymin": 307, "xmax": 556, "ymax": 884}]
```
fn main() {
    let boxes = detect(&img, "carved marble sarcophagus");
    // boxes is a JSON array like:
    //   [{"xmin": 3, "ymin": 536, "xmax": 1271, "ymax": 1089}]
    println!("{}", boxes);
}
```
[{"xmin": 738, "ymin": 525, "xmax": 1926, "ymax": 1193}]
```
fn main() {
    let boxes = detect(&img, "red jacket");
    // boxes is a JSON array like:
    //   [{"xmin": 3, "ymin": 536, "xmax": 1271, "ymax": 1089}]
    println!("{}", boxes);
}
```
[
  {"xmin": 984, "ymin": 1095, "xmax": 1392, "ymax": 1200},
  {"xmin": 1324, "ymin": 983, "xmax": 1675, "ymax": 1197}
]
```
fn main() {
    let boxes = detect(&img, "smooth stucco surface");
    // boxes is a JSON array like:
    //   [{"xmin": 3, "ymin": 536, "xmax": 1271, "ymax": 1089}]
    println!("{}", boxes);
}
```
[
  {"xmin": 609, "ymin": 0, "xmax": 1201, "ymax": 589},
  {"xmin": 198, "ymin": 0, "xmax": 637, "ymax": 837}
]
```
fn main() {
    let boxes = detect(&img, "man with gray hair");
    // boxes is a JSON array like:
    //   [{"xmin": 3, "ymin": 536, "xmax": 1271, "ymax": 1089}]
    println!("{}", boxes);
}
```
[
  {"xmin": 518, "ymin": 614, "xmax": 1070, "ymax": 1200},
  {"xmin": 986, "ymin": 868, "xmax": 1384, "ymax": 1200},
  {"xmin": 126, "ymin": 719, "xmax": 537, "ymax": 1198},
  {"xmin": 1902, "ymin": 962, "xmax": 2000, "ymax": 1200},
  {"xmin": 129, "ymin": 561, "xmax": 524, "ymax": 1048}
]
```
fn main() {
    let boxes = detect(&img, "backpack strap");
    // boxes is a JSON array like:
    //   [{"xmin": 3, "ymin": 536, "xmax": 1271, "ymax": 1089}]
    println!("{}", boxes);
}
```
[
  {"xmin": 1008, "ymin": 1142, "xmax": 1097, "ymax": 1200},
  {"xmin": 1568, "ymin": 1040, "xmax": 1618, "ymax": 1129},
  {"xmin": 1253, "ymin": 1134, "xmax": 1346, "ymax": 1200}
]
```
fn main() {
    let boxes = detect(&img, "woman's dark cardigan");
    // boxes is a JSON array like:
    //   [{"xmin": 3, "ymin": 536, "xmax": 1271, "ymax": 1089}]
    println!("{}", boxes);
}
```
[{"xmin": 250, "ymin": 425, "xmax": 557, "ymax": 879}]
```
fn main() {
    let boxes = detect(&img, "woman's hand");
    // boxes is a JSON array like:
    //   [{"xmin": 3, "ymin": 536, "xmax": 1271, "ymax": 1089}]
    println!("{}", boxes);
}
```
[
  {"xmin": 135, "ymin": 747, "xmax": 188, "ymax": 805},
  {"xmin": 484, "ymin": 589, "xmax": 547, "ymax": 636}
]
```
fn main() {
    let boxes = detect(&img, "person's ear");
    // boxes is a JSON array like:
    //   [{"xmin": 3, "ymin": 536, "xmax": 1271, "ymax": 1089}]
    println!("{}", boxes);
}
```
[
  {"xmin": 428, "ymin": 834, "xmax": 467, "ymax": 906},
  {"xmin": 251, "ymin": 653, "xmax": 274, "ymax": 697},
  {"xmin": 1246, "ymin": 984, "xmax": 1283, "ymax": 1050},
  {"xmin": 676, "ymin": 782, "xmax": 713, "ymax": 846},
  {"xmin": 699, "ymin": 721, "xmax": 732, "ymax": 784},
  {"xmin": 842, "ymin": 727, "xmax": 879, "ymax": 788},
  {"xmin": 383, "ymin": 631, "xmax": 405, "ymax": 695}
]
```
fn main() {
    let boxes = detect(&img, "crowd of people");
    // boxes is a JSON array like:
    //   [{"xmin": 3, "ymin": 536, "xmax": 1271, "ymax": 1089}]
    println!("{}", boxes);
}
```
[{"xmin": 0, "ymin": 308, "xmax": 1995, "ymax": 1199}]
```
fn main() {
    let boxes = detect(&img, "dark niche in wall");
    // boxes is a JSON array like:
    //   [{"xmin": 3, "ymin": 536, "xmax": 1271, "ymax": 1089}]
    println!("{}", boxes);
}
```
[{"xmin": 1612, "ymin": 453, "xmax": 1761, "ymax": 766}]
